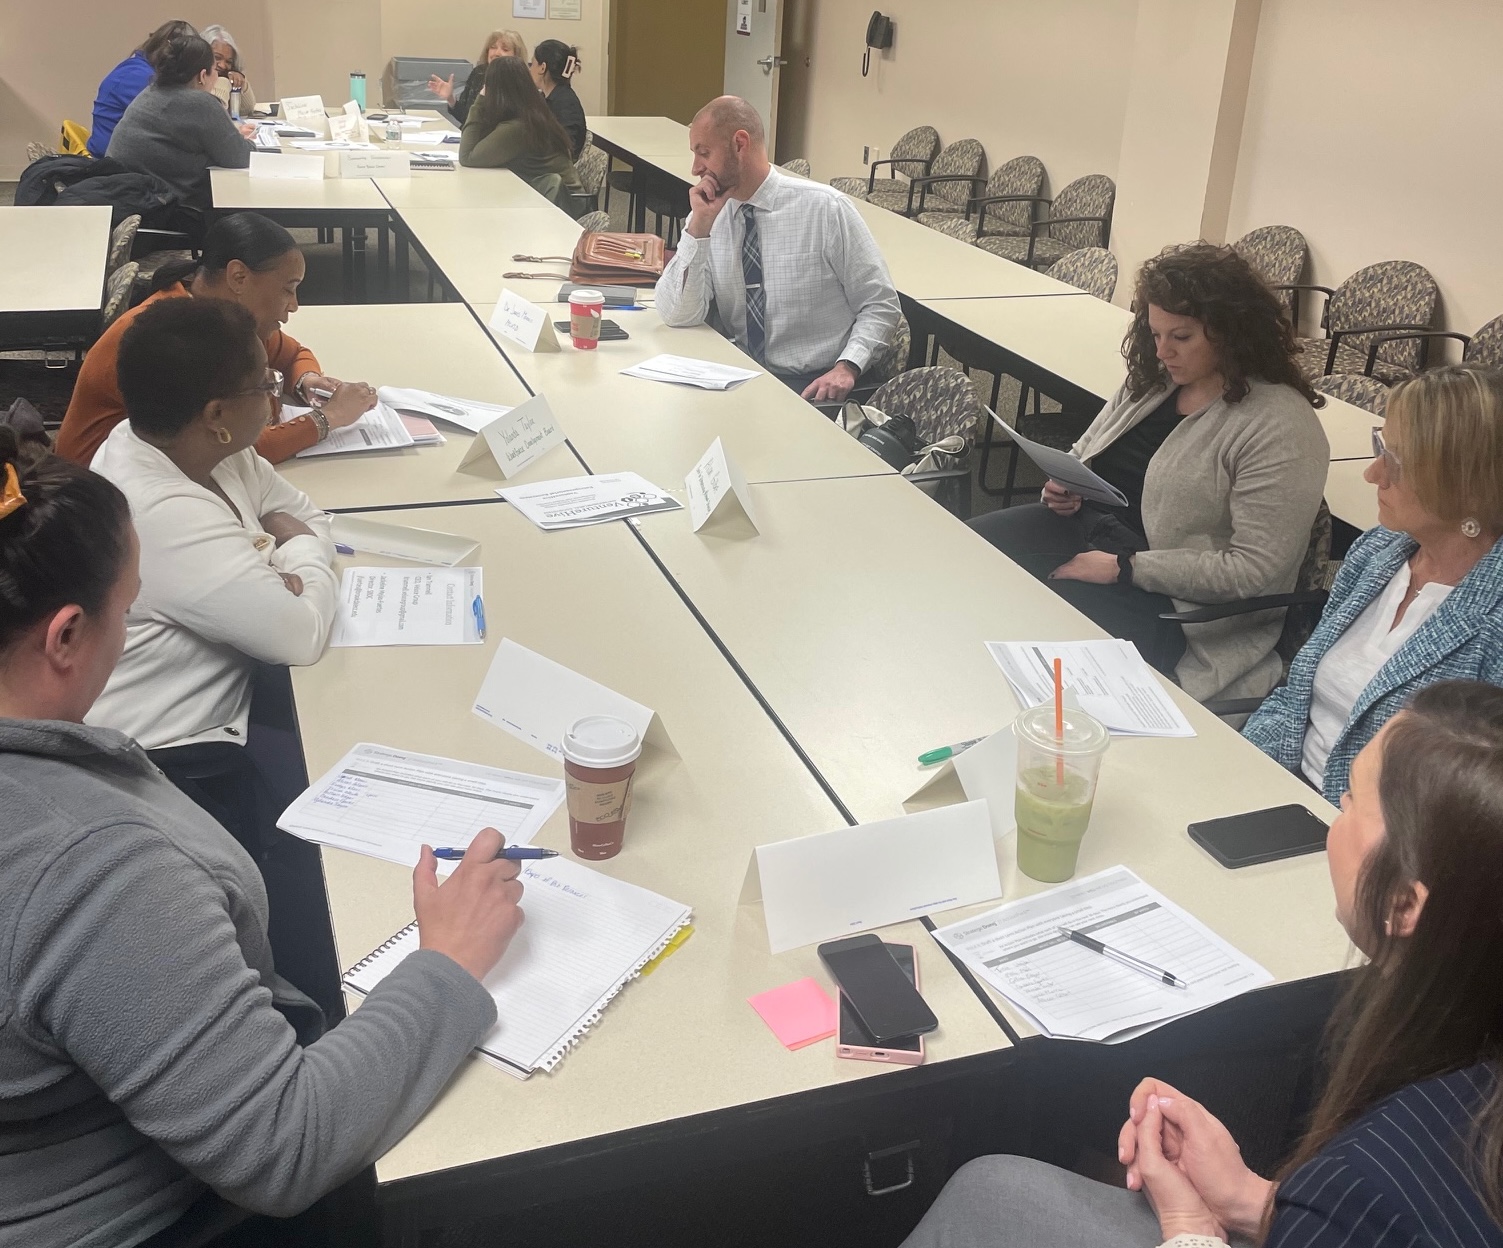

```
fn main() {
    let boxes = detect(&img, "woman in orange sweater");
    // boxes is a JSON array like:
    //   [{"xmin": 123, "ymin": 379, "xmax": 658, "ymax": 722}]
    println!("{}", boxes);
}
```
[{"xmin": 57, "ymin": 212, "xmax": 376, "ymax": 466}]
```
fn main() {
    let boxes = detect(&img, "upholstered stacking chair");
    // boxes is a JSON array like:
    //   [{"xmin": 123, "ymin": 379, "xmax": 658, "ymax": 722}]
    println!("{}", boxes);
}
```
[
  {"xmin": 976, "ymin": 174, "xmax": 1115, "ymax": 269},
  {"xmin": 867, "ymin": 366, "xmax": 986, "ymax": 516},
  {"xmin": 867, "ymin": 138, "xmax": 985, "ymax": 218},
  {"xmin": 915, "ymin": 154, "xmax": 1045, "ymax": 244},
  {"xmin": 1360, "ymin": 312, "xmax": 1503, "ymax": 378},
  {"xmin": 575, "ymin": 209, "xmax": 612, "ymax": 234},
  {"xmin": 830, "ymin": 125, "xmax": 939, "ymax": 201},
  {"xmin": 100, "ymin": 262, "xmax": 141, "ymax": 333},
  {"xmin": 1279, "ymin": 260, "xmax": 1439, "ymax": 383},
  {"xmin": 1313, "ymin": 373, "xmax": 1390, "ymax": 416},
  {"xmin": 107, "ymin": 215, "xmax": 142, "ymax": 277},
  {"xmin": 574, "ymin": 143, "xmax": 608, "ymax": 213},
  {"xmin": 1045, "ymin": 247, "xmax": 1118, "ymax": 301},
  {"xmin": 779, "ymin": 157, "xmax": 811, "ymax": 178},
  {"xmin": 1232, "ymin": 224, "xmax": 1307, "ymax": 318}
]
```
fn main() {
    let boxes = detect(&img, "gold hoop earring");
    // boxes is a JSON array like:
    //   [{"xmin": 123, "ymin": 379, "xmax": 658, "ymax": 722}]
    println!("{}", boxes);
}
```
[
  {"xmin": 215, "ymin": 427, "xmax": 233, "ymax": 445},
  {"xmin": 1462, "ymin": 518, "xmax": 1482, "ymax": 539}
]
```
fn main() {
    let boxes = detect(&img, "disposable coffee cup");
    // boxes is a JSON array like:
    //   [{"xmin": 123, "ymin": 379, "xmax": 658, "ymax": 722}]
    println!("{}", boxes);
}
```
[
  {"xmin": 1013, "ymin": 703, "xmax": 1109, "ymax": 883},
  {"xmin": 568, "ymin": 289, "xmax": 606, "ymax": 350},
  {"xmin": 562, "ymin": 715, "xmax": 642, "ymax": 860}
]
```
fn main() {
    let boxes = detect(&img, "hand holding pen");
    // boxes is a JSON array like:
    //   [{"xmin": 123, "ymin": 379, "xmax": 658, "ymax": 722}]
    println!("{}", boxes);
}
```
[{"xmin": 413, "ymin": 828, "xmax": 528, "ymax": 981}]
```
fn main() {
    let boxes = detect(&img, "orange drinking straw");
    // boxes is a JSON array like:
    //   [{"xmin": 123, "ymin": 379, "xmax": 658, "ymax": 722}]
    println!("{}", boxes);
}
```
[{"xmin": 1052, "ymin": 657, "xmax": 1065, "ymax": 787}]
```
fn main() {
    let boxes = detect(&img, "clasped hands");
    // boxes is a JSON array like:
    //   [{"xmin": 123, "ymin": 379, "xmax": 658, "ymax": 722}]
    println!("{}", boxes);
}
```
[{"xmin": 1119, "ymin": 1077, "xmax": 1274, "ymax": 1242}]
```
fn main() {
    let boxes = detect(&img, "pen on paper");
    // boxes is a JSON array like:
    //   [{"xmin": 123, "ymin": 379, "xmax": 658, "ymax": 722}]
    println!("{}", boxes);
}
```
[
  {"xmin": 471, "ymin": 595, "xmax": 487, "ymax": 640},
  {"xmin": 1059, "ymin": 927, "xmax": 1188, "ymax": 989},
  {"xmin": 431, "ymin": 846, "xmax": 558, "ymax": 860},
  {"xmin": 918, "ymin": 736, "xmax": 986, "ymax": 766}
]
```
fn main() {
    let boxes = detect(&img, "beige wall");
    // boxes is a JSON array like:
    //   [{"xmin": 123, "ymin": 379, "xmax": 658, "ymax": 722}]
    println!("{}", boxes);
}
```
[
  {"xmin": 779, "ymin": 0, "xmax": 1136, "ymax": 194},
  {"xmin": 609, "ymin": 0, "xmax": 725, "ymax": 124},
  {"xmin": 1226, "ymin": 0, "xmax": 1503, "ymax": 346}
]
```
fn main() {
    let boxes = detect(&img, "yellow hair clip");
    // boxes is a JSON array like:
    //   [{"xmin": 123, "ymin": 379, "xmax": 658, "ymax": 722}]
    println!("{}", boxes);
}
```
[{"xmin": 0, "ymin": 462, "xmax": 26, "ymax": 521}]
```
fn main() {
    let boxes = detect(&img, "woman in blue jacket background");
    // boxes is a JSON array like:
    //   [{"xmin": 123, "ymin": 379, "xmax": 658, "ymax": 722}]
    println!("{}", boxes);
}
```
[{"xmin": 86, "ymin": 19, "xmax": 196, "ymax": 158}]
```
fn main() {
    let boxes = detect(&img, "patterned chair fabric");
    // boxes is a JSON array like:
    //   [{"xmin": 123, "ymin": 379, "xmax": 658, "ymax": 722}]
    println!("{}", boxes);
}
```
[
  {"xmin": 779, "ymin": 158, "xmax": 812, "ymax": 178},
  {"xmin": 1277, "ymin": 501, "xmax": 1337, "ymax": 666},
  {"xmin": 1465, "ymin": 316, "xmax": 1503, "ymax": 368},
  {"xmin": 975, "ymin": 174, "xmax": 1114, "ymax": 268},
  {"xmin": 1293, "ymin": 260, "xmax": 1439, "ymax": 384},
  {"xmin": 576, "ymin": 210, "xmax": 611, "ymax": 234},
  {"xmin": 107, "ymin": 215, "xmax": 141, "ymax": 277},
  {"xmin": 1046, "ymin": 247, "xmax": 1117, "ymax": 301},
  {"xmin": 868, "ymin": 138, "xmax": 983, "ymax": 216},
  {"xmin": 574, "ymin": 144, "xmax": 608, "ymax": 198},
  {"xmin": 100, "ymin": 262, "xmax": 140, "ymax": 333},
  {"xmin": 1313, "ymin": 373, "xmax": 1389, "ymax": 416},
  {"xmin": 869, "ymin": 366, "xmax": 985, "ymax": 448},
  {"xmin": 916, "ymin": 154, "xmax": 1044, "ymax": 241},
  {"xmin": 1232, "ymin": 224, "xmax": 1306, "ymax": 290},
  {"xmin": 830, "ymin": 125, "xmax": 939, "ymax": 200},
  {"xmin": 864, "ymin": 314, "xmax": 912, "ymax": 388}
]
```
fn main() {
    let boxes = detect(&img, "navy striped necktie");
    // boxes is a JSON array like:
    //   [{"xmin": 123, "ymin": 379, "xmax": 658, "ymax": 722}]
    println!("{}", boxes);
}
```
[{"xmin": 740, "ymin": 203, "xmax": 765, "ymax": 364}]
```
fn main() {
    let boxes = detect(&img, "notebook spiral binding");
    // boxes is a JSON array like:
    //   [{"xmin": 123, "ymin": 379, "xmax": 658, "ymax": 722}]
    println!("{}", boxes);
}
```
[{"xmin": 342, "ymin": 921, "xmax": 418, "ymax": 984}]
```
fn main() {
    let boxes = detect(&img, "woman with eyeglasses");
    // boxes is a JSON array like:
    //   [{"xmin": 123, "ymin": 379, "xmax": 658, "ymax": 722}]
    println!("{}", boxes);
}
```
[
  {"xmin": 87, "ymin": 297, "xmax": 337, "ymax": 850},
  {"xmin": 1244, "ymin": 364, "xmax": 1503, "ymax": 800}
]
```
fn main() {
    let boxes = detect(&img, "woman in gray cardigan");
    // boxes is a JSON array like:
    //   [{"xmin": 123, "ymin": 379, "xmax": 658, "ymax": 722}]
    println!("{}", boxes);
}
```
[
  {"xmin": 0, "ymin": 430, "xmax": 526, "ymax": 1245},
  {"xmin": 972, "ymin": 244, "xmax": 1328, "ymax": 703}
]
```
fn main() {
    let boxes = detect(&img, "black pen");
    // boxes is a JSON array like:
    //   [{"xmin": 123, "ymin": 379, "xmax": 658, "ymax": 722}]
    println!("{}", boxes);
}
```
[{"xmin": 1059, "ymin": 927, "xmax": 1188, "ymax": 989}]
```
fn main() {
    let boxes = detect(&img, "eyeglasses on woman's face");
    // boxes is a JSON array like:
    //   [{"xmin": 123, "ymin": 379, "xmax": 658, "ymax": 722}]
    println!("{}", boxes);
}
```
[
  {"xmin": 1371, "ymin": 425, "xmax": 1402, "ymax": 478},
  {"xmin": 230, "ymin": 367, "xmax": 283, "ymax": 402}
]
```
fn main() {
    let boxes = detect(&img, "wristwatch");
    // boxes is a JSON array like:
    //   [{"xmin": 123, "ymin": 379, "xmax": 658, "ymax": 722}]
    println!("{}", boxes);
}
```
[
  {"xmin": 1116, "ymin": 552, "xmax": 1135, "ymax": 585},
  {"xmin": 293, "ymin": 371, "xmax": 320, "ymax": 404}
]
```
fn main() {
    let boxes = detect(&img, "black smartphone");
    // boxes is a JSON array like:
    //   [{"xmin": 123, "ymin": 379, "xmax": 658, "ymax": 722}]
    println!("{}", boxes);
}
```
[
  {"xmin": 838, "ymin": 943, "xmax": 924, "ymax": 1063},
  {"xmin": 817, "ymin": 933, "xmax": 938, "ymax": 1043},
  {"xmin": 1188, "ymin": 803, "xmax": 1330, "ymax": 868},
  {"xmin": 553, "ymin": 318, "xmax": 629, "ymax": 341}
]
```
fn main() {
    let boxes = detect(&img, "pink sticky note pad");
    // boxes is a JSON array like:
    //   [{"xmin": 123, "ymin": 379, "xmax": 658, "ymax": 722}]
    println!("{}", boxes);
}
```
[{"xmin": 748, "ymin": 977, "xmax": 838, "ymax": 1050}]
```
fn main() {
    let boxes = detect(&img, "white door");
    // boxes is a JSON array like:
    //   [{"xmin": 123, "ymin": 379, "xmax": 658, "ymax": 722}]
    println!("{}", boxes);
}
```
[{"xmin": 722, "ymin": 0, "xmax": 787, "ymax": 159}]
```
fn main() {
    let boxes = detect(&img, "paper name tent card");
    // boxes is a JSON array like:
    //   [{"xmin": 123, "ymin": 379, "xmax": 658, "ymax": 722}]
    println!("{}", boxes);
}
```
[
  {"xmin": 740, "ymin": 801, "xmax": 1003, "ymax": 954},
  {"xmin": 621, "ymin": 355, "xmax": 761, "ymax": 391},
  {"xmin": 930, "ymin": 865, "xmax": 1273, "ymax": 1042},
  {"xmin": 473, "ymin": 638, "xmax": 678, "ymax": 763},
  {"xmin": 338, "ymin": 149, "xmax": 407, "ymax": 178},
  {"xmin": 279, "ymin": 742, "xmax": 564, "ymax": 868},
  {"xmin": 292, "ymin": 402, "xmax": 416, "ymax": 458},
  {"xmin": 686, "ymin": 437, "xmax": 758, "ymax": 536},
  {"xmin": 455, "ymin": 393, "xmax": 567, "ymax": 479},
  {"xmin": 330, "ymin": 514, "xmax": 479, "ymax": 566},
  {"xmin": 497, "ymin": 472, "xmax": 682, "ymax": 530},
  {"xmin": 904, "ymin": 723, "xmax": 1019, "ymax": 842},
  {"xmin": 330, "ymin": 566, "xmax": 483, "ymax": 647},
  {"xmin": 344, "ymin": 857, "xmax": 692, "ymax": 1079},
  {"xmin": 986, "ymin": 639, "xmax": 1194, "ymax": 738},
  {"xmin": 249, "ymin": 151, "xmax": 323, "ymax": 180},
  {"xmin": 278, "ymin": 95, "xmax": 328, "ymax": 136},
  {"xmin": 490, "ymin": 288, "xmax": 561, "ymax": 353}
]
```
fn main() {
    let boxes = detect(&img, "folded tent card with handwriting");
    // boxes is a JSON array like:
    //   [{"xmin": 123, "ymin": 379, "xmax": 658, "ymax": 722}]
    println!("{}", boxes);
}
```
[
  {"xmin": 685, "ymin": 437, "xmax": 759, "ymax": 536},
  {"xmin": 490, "ymin": 288, "xmax": 561, "ymax": 353},
  {"xmin": 456, "ymin": 392, "xmax": 567, "ymax": 479}
]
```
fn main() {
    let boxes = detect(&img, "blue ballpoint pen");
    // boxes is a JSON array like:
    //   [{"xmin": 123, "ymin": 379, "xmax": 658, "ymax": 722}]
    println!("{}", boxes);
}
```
[
  {"xmin": 432, "ymin": 846, "xmax": 558, "ymax": 861},
  {"xmin": 334, "ymin": 543, "xmax": 355, "ymax": 555},
  {"xmin": 471, "ymin": 595, "xmax": 486, "ymax": 639}
]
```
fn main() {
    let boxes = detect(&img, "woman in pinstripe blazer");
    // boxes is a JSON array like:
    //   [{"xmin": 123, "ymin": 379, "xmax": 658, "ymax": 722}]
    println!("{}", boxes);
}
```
[
  {"xmin": 903, "ymin": 681, "xmax": 1503, "ymax": 1248},
  {"xmin": 1245, "ymin": 365, "xmax": 1503, "ymax": 801}
]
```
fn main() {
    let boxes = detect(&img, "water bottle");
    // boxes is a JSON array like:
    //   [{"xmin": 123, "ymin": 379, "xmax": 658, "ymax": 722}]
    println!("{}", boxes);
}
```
[
  {"xmin": 385, "ymin": 117, "xmax": 400, "ymax": 143},
  {"xmin": 349, "ymin": 72, "xmax": 366, "ymax": 111},
  {"xmin": 229, "ymin": 85, "xmax": 242, "ymax": 120}
]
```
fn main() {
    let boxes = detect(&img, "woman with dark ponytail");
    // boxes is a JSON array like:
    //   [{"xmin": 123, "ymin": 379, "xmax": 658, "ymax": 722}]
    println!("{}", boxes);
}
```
[
  {"xmin": 529, "ymin": 39, "xmax": 586, "ymax": 158},
  {"xmin": 106, "ymin": 32, "xmax": 254, "ymax": 212},
  {"xmin": 57, "ymin": 211, "xmax": 377, "ymax": 466},
  {"xmin": 458, "ymin": 55, "xmax": 587, "ymax": 209}
]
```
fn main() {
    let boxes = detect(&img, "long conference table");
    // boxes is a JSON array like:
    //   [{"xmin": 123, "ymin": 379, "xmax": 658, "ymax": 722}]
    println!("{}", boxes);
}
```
[{"xmin": 209, "ymin": 123, "xmax": 1374, "ymax": 1243}]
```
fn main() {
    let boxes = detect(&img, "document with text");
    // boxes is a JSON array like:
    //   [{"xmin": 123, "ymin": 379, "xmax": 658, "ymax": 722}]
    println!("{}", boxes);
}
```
[
  {"xmin": 329, "ymin": 567, "xmax": 483, "ymax": 647},
  {"xmin": 987, "ymin": 638, "xmax": 1194, "ymax": 737},
  {"xmin": 621, "ymin": 354, "xmax": 761, "ymax": 391},
  {"xmin": 496, "ymin": 472, "xmax": 682, "ymax": 530},
  {"xmin": 292, "ymin": 402, "xmax": 416, "ymax": 457}
]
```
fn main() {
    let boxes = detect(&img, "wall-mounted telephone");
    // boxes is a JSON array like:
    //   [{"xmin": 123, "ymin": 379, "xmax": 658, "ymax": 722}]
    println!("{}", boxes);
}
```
[{"xmin": 863, "ymin": 11, "xmax": 894, "ymax": 77}]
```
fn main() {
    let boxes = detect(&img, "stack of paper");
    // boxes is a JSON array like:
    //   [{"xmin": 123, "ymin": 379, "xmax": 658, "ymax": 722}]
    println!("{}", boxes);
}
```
[
  {"xmin": 378, "ymin": 387, "xmax": 512, "ymax": 435},
  {"xmin": 292, "ymin": 402, "xmax": 416, "ymax": 457},
  {"xmin": 279, "ymin": 742, "xmax": 564, "ymax": 868},
  {"xmin": 290, "ymin": 139, "xmax": 378, "ymax": 151},
  {"xmin": 986, "ymin": 639, "xmax": 1194, "ymax": 737},
  {"xmin": 997, "ymin": 420, "xmax": 1128, "ymax": 507},
  {"xmin": 397, "ymin": 414, "xmax": 443, "ymax": 445},
  {"xmin": 621, "ymin": 354, "xmax": 761, "ymax": 391},
  {"xmin": 497, "ymin": 473, "xmax": 683, "ymax": 530},
  {"xmin": 930, "ymin": 866, "xmax": 1272, "ymax": 1041},
  {"xmin": 329, "ymin": 566, "xmax": 483, "ymax": 647},
  {"xmin": 411, "ymin": 151, "xmax": 457, "ymax": 170}
]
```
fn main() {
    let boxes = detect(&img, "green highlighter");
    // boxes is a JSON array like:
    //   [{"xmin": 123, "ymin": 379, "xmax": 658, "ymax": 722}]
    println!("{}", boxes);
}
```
[{"xmin": 917, "ymin": 735, "xmax": 987, "ymax": 766}]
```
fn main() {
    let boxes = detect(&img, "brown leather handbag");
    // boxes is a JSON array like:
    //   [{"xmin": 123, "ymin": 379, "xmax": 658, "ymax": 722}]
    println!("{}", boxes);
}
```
[{"xmin": 507, "ymin": 233, "xmax": 667, "ymax": 287}]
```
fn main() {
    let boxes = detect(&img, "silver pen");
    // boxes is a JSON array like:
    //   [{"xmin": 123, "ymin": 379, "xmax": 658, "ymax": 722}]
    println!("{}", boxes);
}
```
[{"xmin": 1059, "ymin": 927, "xmax": 1189, "ymax": 989}]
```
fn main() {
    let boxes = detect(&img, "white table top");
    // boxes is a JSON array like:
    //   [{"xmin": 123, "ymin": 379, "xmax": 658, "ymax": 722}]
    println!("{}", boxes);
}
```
[
  {"xmin": 298, "ymin": 500, "xmax": 1010, "ymax": 1184},
  {"xmin": 375, "ymin": 167, "xmax": 546, "ymax": 211},
  {"xmin": 211, "ymin": 167, "xmax": 390, "ymax": 211},
  {"xmin": 630, "ymin": 473, "xmax": 1350, "ymax": 1033},
  {"xmin": 0, "ymin": 205, "xmax": 110, "ymax": 313},
  {"xmin": 273, "ymin": 303, "xmax": 557, "ymax": 511},
  {"xmin": 1319, "ymin": 396, "xmax": 1378, "ymax": 460},
  {"xmin": 474, "ymin": 302, "xmax": 895, "ymax": 486},
  {"xmin": 1325, "ymin": 458, "xmax": 1378, "ymax": 530},
  {"xmin": 586, "ymin": 115, "xmax": 691, "ymax": 156},
  {"xmin": 397, "ymin": 206, "xmax": 594, "ymax": 307}
]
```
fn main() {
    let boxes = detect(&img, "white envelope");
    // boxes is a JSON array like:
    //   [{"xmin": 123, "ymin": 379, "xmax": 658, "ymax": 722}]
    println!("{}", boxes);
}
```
[{"xmin": 740, "ymin": 801, "xmax": 1003, "ymax": 953}]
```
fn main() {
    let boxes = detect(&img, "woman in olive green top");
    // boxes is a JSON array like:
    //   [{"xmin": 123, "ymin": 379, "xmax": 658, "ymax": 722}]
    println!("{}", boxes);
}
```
[{"xmin": 458, "ymin": 55, "xmax": 585, "ymax": 212}]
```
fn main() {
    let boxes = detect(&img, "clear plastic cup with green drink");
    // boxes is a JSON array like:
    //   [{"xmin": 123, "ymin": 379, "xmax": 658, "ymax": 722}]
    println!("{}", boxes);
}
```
[{"xmin": 1013, "ymin": 702, "xmax": 1110, "ymax": 883}]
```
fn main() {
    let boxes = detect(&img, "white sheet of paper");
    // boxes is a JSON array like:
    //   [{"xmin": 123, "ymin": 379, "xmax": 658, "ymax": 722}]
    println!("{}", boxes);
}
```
[
  {"xmin": 472, "ymin": 638, "xmax": 677, "ymax": 762},
  {"xmin": 490, "ymin": 289, "xmax": 560, "ymax": 353},
  {"xmin": 620, "ymin": 354, "xmax": 761, "ymax": 391},
  {"xmin": 930, "ymin": 865, "xmax": 1273, "ymax": 1041},
  {"xmin": 293, "ymin": 401, "xmax": 416, "ymax": 457},
  {"xmin": 290, "ymin": 140, "xmax": 377, "ymax": 151},
  {"xmin": 986, "ymin": 639, "xmax": 1195, "ymax": 737},
  {"xmin": 496, "ymin": 472, "xmax": 683, "ymax": 530},
  {"xmin": 338, "ymin": 149, "xmax": 408, "ymax": 177},
  {"xmin": 904, "ymin": 724, "xmax": 1019, "ymax": 841},
  {"xmin": 685, "ymin": 437, "xmax": 758, "ymax": 533},
  {"xmin": 330, "ymin": 566, "xmax": 483, "ymax": 647},
  {"xmin": 457, "ymin": 393, "xmax": 567, "ymax": 478},
  {"xmin": 249, "ymin": 151, "xmax": 323, "ymax": 180},
  {"xmin": 278, "ymin": 742, "xmax": 564, "ymax": 868},
  {"xmin": 740, "ymin": 802, "xmax": 1003, "ymax": 954},
  {"xmin": 278, "ymin": 95, "xmax": 328, "ymax": 135},
  {"xmin": 513, "ymin": 0, "xmax": 546, "ymax": 16},
  {"xmin": 330, "ymin": 515, "xmax": 479, "ymax": 566},
  {"xmin": 401, "ymin": 130, "xmax": 458, "ymax": 145},
  {"xmin": 377, "ymin": 387, "xmax": 510, "ymax": 435},
  {"xmin": 996, "ymin": 417, "xmax": 1128, "ymax": 508}
]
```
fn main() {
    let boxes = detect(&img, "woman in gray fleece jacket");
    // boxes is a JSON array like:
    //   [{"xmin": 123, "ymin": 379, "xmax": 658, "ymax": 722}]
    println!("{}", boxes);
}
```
[
  {"xmin": 0, "ymin": 430, "xmax": 526, "ymax": 1247},
  {"xmin": 972, "ymin": 244, "xmax": 1328, "ymax": 703}
]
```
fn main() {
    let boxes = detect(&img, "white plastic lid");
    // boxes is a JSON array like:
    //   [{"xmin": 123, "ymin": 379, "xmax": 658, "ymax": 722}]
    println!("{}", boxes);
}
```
[
  {"xmin": 1014, "ymin": 702, "xmax": 1110, "ymax": 756},
  {"xmin": 562, "ymin": 715, "xmax": 642, "ymax": 768},
  {"xmin": 569, "ymin": 288, "xmax": 606, "ymax": 305}
]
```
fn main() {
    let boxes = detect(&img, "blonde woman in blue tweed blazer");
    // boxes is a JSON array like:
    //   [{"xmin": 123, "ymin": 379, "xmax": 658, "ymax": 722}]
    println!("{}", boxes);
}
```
[{"xmin": 1244, "ymin": 365, "xmax": 1503, "ymax": 801}]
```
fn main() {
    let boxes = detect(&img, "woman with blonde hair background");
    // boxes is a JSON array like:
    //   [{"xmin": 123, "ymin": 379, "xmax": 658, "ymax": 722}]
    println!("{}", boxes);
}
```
[
  {"xmin": 1245, "ymin": 363, "xmax": 1503, "ymax": 800},
  {"xmin": 429, "ymin": 29, "xmax": 528, "ymax": 125}
]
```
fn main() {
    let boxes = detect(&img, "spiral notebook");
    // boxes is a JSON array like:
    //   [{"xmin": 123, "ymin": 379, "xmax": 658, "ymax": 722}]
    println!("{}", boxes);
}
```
[{"xmin": 343, "ymin": 858, "xmax": 691, "ymax": 1079}]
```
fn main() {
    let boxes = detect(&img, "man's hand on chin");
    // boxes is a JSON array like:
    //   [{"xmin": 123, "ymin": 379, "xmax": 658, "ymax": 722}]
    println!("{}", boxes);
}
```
[{"xmin": 801, "ymin": 360, "xmax": 861, "ymax": 403}]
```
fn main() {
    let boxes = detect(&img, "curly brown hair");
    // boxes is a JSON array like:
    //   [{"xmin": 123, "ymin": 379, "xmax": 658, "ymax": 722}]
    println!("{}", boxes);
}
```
[{"xmin": 1122, "ymin": 242, "xmax": 1321, "ymax": 407}]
